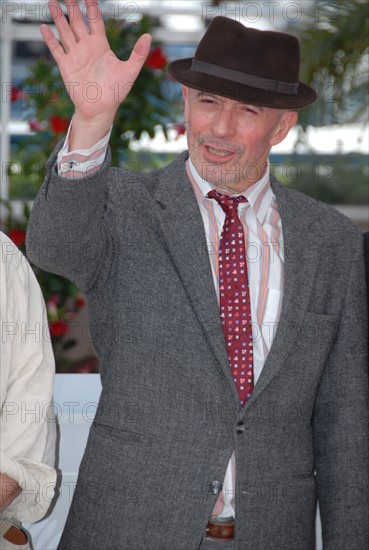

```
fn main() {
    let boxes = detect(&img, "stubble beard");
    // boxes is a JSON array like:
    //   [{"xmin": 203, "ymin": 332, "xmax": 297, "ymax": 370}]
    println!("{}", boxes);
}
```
[{"xmin": 191, "ymin": 134, "xmax": 247, "ymax": 190}]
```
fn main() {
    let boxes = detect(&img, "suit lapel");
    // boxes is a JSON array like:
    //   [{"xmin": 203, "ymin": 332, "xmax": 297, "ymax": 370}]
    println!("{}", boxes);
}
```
[
  {"xmin": 242, "ymin": 176, "xmax": 324, "ymax": 412},
  {"xmin": 151, "ymin": 152, "xmax": 239, "ymax": 398}
]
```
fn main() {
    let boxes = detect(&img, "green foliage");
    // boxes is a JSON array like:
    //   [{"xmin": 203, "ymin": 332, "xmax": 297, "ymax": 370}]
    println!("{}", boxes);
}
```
[
  {"xmin": 271, "ymin": 153, "xmax": 368, "ymax": 205},
  {"xmin": 298, "ymin": 0, "xmax": 369, "ymax": 128}
]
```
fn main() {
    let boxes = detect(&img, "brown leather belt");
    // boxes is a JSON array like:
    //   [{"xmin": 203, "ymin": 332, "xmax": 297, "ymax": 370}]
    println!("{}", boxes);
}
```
[
  {"xmin": 3, "ymin": 525, "xmax": 28, "ymax": 545},
  {"xmin": 206, "ymin": 519, "xmax": 235, "ymax": 540}
]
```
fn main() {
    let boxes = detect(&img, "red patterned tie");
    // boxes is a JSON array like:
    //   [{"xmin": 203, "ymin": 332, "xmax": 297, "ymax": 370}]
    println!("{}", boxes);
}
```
[{"xmin": 207, "ymin": 190, "xmax": 254, "ymax": 406}]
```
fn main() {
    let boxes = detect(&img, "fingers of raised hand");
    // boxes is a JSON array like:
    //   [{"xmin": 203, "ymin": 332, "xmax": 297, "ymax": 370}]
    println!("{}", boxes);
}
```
[
  {"xmin": 85, "ymin": 0, "xmax": 105, "ymax": 35},
  {"xmin": 49, "ymin": 0, "xmax": 105, "ymax": 44},
  {"xmin": 63, "ymin": 0, "xmax": 104, "ymax": 38},
  {"xmin": 65, "ymin": 0, "xmax": 89, "ymax": 41},
  {"xmin": 128, "ymin": 34, "xmax": 152, "ymax": 74},
  {"xmin": 40, "ymin": 23, "xmax": 65, "ymax": 63},
  {"xmin": 47, "ymin": 0, "xmax": 76, "ymax": 53}
]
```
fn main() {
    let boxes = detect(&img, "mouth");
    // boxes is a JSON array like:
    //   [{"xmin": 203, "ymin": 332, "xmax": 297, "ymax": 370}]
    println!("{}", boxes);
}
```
[{"xmin": 203, "ymin": 144, "xmax": 237, "ymax": 161}]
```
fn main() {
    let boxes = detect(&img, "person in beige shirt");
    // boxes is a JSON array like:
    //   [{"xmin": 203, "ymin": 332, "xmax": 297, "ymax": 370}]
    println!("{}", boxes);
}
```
[{"xmin": 0, "ymin": 232, "xmax": 57, "ymax": 549}]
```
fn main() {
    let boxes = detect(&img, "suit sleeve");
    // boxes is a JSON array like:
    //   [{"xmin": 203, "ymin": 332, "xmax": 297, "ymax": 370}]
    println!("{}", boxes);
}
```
[
  {"xmin": 313, "ymin": 234, "xmax": 369, "ymax": 549},
  {"xmin": 26, "ymin": 141, "xmax": 117, "ymax": 293}
]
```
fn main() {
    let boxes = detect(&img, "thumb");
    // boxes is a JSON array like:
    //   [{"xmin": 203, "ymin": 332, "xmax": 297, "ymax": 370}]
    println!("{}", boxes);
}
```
[{"xmin": 129, "ymin": 33, "xmax": 152, "ymax": 66}]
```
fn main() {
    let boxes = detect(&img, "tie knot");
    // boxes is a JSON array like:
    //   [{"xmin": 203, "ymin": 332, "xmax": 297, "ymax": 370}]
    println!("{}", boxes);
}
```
[{"xmin": 207, "ymin": 189, "xmax": 247, "ymax": 216}]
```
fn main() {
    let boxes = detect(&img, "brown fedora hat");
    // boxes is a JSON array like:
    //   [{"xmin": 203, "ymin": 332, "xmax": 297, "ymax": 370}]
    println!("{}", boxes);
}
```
[{"xmin": 167, "ymin": 17, "xmax": 317, "ymax": 109}]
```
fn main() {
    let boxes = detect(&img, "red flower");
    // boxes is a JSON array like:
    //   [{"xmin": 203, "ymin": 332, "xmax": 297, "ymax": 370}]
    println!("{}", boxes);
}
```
[
  {"xmin": 49, "ymin": 116, "xmax": 70, "ymax": 134},
  {"xmin": 75, "ymin": 296, "xmax": 85, "ymax": 309},
  {"xmin": 49, "ymin": 320, "xmax": 69, "ymax": 338},
  {"xmin": 77, "ymin": 359, "xmax": 96, "ymax": 373},
  {"xmin": 8, "ymin": 228, "xmax": 26, "ymax": 247},
  {"xmin": 173, "ymin": 123, "xmax": 187, "ymax": 137},
  {"xmin": 48, "ymin": 294, "xmax": 60, "ymax": 307},
  {"xmin": 11, "ymin": 86, "xmax": 22, "ymax": 102},
  {"xmin": 146, "ymin": 47, "xmax": 167, "ymax": 70}
]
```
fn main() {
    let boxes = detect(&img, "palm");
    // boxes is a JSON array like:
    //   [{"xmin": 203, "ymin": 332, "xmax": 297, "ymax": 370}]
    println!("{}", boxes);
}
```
[
  {"xmin": 41, "ymin": 0, "xmax": 151, "ymax": 118},
  {"xmin": 57, "ymin": 35, "xmax": 140, "ymax": 118}
]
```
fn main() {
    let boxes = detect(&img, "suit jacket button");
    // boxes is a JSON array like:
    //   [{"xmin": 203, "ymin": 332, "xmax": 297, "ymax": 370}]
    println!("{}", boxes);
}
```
[
  {"xmin": 236, "ymin": 421, "xmax": 246, "ymax": 434},
  {"xmin": 209, "ymin": 481, "xmax": 222, "ymax": 495}
]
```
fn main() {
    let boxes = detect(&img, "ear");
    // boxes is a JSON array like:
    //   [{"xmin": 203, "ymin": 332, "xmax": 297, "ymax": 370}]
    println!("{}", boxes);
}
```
[
  {"xmin": 270, "ymin": 110, "xmax": 298, "ymax": 146},
  {"xmin": 182, "ymin": 86, "xmax": 190, "ymax": 123}
]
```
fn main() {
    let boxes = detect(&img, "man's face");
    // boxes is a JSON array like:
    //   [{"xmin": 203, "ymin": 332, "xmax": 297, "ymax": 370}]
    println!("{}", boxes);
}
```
[{"xmin": 182, "ymin": 86, "xmax": 298, "ymax": 193}]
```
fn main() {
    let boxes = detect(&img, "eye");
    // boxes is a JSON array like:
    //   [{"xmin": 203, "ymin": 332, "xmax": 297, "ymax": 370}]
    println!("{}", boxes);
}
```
[
  {"xmin": 240, "ymin": 105, "xmax": 258, "ymax": 114},
  {"xmin": 198, "ymin": 94, "xmax": 218, "ymax": 105}
]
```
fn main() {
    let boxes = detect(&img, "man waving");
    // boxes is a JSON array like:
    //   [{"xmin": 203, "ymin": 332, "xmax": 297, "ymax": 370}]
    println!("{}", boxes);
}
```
[{"xmin": 27, "ymin": 2, "xmax": 369, "ymax": 549}]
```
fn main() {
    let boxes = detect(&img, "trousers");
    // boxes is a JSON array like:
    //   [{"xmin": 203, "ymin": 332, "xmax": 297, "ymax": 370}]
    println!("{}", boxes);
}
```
[{"xmin": 199, "ymin": 537, "xmax": 235, "ymax": 550}]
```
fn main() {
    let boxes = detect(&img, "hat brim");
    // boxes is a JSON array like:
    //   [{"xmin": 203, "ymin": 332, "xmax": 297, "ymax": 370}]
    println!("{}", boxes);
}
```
[{"xmin": 168, "ymin": 58, "xmax": 317, "ymax": 109}]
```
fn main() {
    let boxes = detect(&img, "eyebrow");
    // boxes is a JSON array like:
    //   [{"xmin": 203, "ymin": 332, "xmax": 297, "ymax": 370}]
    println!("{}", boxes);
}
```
[
  {"xmin": 196, "ymin": 92, "xmax": 217, "ymax": 99},
  {"xmin": 238, "ymin": 103, "xmax": 265, "ymax": 113},
  {"xmin": 196, "ymin": 92, "xmax": 265, "ymax": 112}
]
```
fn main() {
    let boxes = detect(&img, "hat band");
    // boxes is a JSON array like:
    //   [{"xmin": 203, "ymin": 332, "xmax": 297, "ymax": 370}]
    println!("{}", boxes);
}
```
[{"xmin": 191, "ymin": 60, "xmax": 299, "ymax": 96}]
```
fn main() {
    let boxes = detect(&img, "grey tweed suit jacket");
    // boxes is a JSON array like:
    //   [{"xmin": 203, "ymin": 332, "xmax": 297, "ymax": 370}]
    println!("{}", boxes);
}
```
[{"xmin": 27, "ymin": 146, "xmax": 369, "ymax": 550}]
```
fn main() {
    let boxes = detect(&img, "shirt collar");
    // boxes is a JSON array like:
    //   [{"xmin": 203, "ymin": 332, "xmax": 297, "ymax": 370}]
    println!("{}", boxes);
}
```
[{"xmin": 187, "ymin": 156, "xmax": 273, "ymax": 225}]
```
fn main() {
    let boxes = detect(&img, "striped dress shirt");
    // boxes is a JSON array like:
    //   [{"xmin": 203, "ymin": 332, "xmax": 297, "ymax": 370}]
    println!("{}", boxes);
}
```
[{"xmin": 57, "ymin": 123, "xmax": 112, "ymax": 178}]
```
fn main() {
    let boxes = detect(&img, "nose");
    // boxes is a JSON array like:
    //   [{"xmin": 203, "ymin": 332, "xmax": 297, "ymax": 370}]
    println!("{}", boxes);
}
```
[{"xmin": 210, "ymin": 104, "xmax": 236, "ymax": 138}]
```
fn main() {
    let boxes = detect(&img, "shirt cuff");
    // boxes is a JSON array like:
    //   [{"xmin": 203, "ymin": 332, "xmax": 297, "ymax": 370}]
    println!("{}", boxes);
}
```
[
  {"xmin": 57, "ymin": 120, "xmax": 112, "ymax": 180},
  {"xmin": 0, "ymin": 452, "xmax": 56, "ymax": 523}
]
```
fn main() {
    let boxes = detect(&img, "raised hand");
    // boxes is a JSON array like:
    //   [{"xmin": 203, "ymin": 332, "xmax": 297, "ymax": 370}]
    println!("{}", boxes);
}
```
[{"xmin": 40, "ymin": 0, "xmax": 152, "ymax": 145}]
